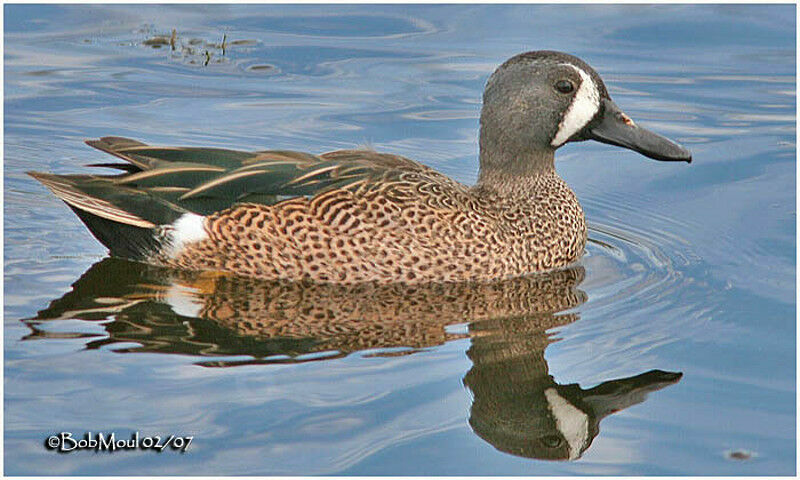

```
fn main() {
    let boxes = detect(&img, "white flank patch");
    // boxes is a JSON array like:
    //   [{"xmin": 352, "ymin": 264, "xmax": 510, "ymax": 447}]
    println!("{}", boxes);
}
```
[
  {"xmin": 163, "ymin": 283, "xmax": 204, "ymax": 318},
  {"xmin": 550, "ymin": 64, "xmax": 601, "ymax": 147},
  {"xmin": 544, "ymin": 387, "xmax": 590, "ymax": 460},
  {"xmin": 168, "ymin": 213, "xmax": 208, "ymax": 257}
]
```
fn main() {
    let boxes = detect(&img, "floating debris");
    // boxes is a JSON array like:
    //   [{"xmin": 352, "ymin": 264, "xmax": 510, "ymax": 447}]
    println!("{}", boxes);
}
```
[
  {"xmin": 143, "ymin": 36, "xmax": 171, "ymax": 48},
  {"xmin": 247, "ymin": 64, "xmax": 276, "ymax": 73},
  {"xmin": 25, "ymin": 70, "xmax": 59, "ymax": 77},
  {"xmin": 725, "ymin": 449, "xmax": 755, "ymax": 461},
  {"xmin": 137, "ymin": 27, "xmax": 261, "ymax": 69},
  {"xmin": 230, "ymin": 39, "xmax": 257, "ymax": 46}
]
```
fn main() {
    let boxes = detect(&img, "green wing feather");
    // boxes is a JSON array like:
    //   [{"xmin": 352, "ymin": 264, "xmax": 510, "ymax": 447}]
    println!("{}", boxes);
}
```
[{"xmin": 30, "ymin": 137, "xmax": 442, "ymax": 222}]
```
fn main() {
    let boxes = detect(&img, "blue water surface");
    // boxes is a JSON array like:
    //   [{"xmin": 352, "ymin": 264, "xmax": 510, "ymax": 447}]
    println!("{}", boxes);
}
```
[{"xmin": 4, "ymin": 4, "xmax": 796, "ymax": 475}]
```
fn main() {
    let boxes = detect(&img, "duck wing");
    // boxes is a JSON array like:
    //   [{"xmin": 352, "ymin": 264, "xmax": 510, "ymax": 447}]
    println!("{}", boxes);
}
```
[{"xmin": 31, "ymin": 136, "xmax": 448, "ymax": 218}]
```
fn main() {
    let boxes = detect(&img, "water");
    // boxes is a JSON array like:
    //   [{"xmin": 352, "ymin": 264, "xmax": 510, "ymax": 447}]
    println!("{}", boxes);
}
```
[{"xmin": 4, "ymin": 4, "xmax": 795, "ymax": 475}]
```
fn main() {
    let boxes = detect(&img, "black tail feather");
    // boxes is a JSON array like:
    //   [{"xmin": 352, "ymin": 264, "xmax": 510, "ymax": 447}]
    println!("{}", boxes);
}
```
[{"xmin": 70, "ymin": 207, "xmax": 162, "ymax": 260}]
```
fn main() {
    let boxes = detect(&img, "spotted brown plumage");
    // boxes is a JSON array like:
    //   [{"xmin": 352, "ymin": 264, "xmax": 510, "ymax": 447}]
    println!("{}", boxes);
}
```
[
  {"xmin": 28, "ymin": 51, "xmax": 690, "ymax": 284},
  {"xmin": 168, "ymin": 158, "xmax": 587, "ymax": 283}
]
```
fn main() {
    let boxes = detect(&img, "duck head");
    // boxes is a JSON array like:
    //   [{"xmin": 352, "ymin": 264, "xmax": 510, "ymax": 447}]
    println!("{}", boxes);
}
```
[{"xmin": 479, "ymin": 50, "xmax": 691, "ymax": 173}]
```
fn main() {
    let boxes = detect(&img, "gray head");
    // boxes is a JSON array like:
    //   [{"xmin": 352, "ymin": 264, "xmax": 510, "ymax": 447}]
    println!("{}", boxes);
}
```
[{"xmin": 479, "ymin": 51, "xmax": 691, "ymax": 174}]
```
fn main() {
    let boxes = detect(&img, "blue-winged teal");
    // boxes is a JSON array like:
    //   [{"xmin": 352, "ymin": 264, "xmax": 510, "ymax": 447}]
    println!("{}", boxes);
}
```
[{"xmin": 29, "ymin": 51, "xmax": 691, "ymax": 284}]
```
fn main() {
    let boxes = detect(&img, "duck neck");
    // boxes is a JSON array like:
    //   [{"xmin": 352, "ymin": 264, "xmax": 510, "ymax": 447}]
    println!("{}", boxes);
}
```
[
  {"xmin": 476, "ymin": 149, "xmax": 556, "ymax": 198},
  {"xmin": 476, "ymin": 105, "xmax": 559, "ymax": 197}
]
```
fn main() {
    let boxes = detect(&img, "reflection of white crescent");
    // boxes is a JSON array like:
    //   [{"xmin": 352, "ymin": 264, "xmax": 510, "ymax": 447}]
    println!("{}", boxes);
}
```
[{"xmin": 544, "ymin": 387, "xmax": 590, "ymax": 460}]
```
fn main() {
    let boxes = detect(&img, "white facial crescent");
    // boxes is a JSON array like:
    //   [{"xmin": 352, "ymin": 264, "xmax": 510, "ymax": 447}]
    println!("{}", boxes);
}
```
[{"xmin": 550, "ymin": 64, "xmax": 601, "ymax": 147}]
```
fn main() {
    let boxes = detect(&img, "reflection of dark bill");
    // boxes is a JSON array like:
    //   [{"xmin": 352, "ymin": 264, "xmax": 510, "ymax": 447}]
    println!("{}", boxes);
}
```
[
  {"xmin": 27, "ymin": 258, "xmax": 681, "ymax": 461},
  {"xmin": 466, "ymin": 362, "xmax": 681, "ymax": 460}
]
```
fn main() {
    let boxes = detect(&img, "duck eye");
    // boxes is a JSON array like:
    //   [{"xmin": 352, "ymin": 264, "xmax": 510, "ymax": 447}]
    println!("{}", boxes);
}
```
[
  {"xmin": 555, "ymin": 79, "xmax": 575, "ymax": 94},
  {"xmin": 540, "ymin": 435, "xmax": 563, "ymax": 448}
]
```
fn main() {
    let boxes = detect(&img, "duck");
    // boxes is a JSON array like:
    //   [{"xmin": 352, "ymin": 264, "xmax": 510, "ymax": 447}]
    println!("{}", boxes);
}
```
[{"xmin": 29, "ymin": 50, "xmax": 691, "ymax": 284}]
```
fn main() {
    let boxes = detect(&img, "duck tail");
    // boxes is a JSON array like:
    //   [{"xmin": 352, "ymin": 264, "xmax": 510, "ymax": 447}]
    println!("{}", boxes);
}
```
[
  {"xmin": 66, "ymin": 206, "xmax": 163, "ymax": 260},
  {"xmin": 27, "ymin": 171, "xmax": 184, "ymax": 260}
]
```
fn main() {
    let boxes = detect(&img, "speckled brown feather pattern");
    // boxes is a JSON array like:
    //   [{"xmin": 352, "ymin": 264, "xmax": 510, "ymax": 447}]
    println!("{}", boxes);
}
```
[{"xmin": 163, "ymin": 150, "xmax": 586, "ymax": 284}]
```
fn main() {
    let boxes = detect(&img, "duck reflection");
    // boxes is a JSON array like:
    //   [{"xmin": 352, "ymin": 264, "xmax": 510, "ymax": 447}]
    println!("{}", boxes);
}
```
[{"xmin": 25, "ymin": 258, "xmax": 681, "ymax": 461}]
